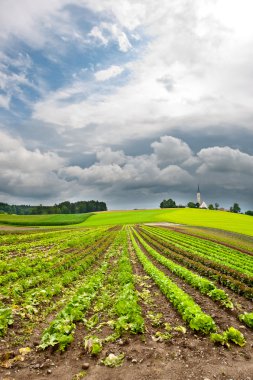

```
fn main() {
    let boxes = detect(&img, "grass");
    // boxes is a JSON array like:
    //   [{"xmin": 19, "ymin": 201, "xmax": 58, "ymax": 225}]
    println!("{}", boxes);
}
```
[
  {"xmin": 0, "ymin": 208, "xmax": 253, "ymax": 237},
  {"xmin": 0, "ymin": 213, "xmax": 92, "ymax": 226},
  {"xmin": 80, "ymin": 208, "xmax": 253, "ymax": 237}
]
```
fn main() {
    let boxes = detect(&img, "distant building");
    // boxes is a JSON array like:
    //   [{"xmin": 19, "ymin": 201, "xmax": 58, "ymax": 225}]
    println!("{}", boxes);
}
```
[
  {"xmin": 197, "ymin": 185, "xmax": 207, "ymax": 209},
  {"xmin": 197, "ymin": 185, "xmax": 201, "ymax": 204}
]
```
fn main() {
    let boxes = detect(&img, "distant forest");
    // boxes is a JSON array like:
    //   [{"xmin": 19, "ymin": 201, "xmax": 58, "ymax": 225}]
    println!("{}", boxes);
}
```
[{"xmin": 0, "ymin": 200, "xmax": 107, "ymax": 215}]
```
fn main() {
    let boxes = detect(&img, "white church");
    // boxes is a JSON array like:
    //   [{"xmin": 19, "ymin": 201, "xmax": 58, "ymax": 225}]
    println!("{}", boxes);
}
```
[{"xmin": 197, "ymin": 185, "xmax": 207, "ymax": 209}]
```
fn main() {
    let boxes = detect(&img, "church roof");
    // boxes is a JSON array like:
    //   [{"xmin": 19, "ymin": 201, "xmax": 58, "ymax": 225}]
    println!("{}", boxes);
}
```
[{"xmin": 200, "ymin": 201, "xmax": 207, "ymax": 209}]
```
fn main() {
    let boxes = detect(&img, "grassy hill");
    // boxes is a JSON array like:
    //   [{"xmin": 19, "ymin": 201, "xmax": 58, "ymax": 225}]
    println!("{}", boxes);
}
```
[
  {"xmin": 1, "ymin": 208, "xmax": 253, "ymax": 236},
  {"xmin": 0, "ymin": 213, "xmax": 92, "ymax": 226},
  {"xmin": 80, "ymin": 208, "xmax": 253, "ymax": 236}
]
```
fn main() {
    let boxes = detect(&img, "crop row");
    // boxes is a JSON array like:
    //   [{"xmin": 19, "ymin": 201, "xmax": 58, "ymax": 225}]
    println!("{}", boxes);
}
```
[
  {"xmin": 144, "ymin": 226, "xmax": 253, "ymax": 277},
  {"xmin": 129, "ymin": 229, "xmax": 216, "ymax": 335},
  {"xmin": 0, "ymin": 229, "xmax": 112, "ymax": 297},
  {"xmin": 0, "ymin": 229, "xmax": 106, "ymax": 286},
  {"xmin": 133, "ymin": 229, "xmax": 233, "ymax": 309},
  {"xmin": 40, "ymin": 228, "xmax": 144, "ymax": 351},
  {"xmin": 138, "ymin": 227, "xmax": 253, "ymax": 300},
  {"xmin": 0, "ymin": 231, "xmax": 117, "ymax": 337}
]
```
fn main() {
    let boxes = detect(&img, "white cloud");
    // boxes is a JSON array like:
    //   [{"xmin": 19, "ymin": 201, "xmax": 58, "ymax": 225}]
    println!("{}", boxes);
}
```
[
  {"xmin": 197, "ymin": 146, "xmax": 253, "ymax": 175},
  {"xmin": 95, "ymin": 65, "xmax": 124, "ymax": 81},
  {"xmin": 0, "ymin": 94, "xmax": 10, "ymax": 109},
  {"xmin": 88, "ymin": 22, "xmax": 132, "ymax": 52},
  {"xmin": 151, "ymin": 136, "xmax": 193, "ymax": 166},
  {"xmin": 59, "ymin": 138, "xmax": 194, "ymax": 193},
  {"xmin": 0, "ymin": 130, "xmax": 66, "ymax": 198},
  {"xmin": 30, "ymin": 0, "xmax": 253, "ymax": 151},
  {"xmin": 96, "ymin": 147, "xmax": 126, "ymax": 165},
  {"xmin": 88, "ymin": 26, "xmax": 108, "ymax": 46}
]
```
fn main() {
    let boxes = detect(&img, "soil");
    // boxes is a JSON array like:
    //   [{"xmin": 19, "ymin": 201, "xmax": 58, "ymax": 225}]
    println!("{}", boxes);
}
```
[{"xmin": 0, "ymin": 231, "xmax": 253, "ymax": 380}]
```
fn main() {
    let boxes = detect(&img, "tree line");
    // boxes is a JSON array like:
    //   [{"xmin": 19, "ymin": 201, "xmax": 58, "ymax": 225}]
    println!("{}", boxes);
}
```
[
  {"xmin": 160, "ymin": 198, "xmax": 253, "ymax": 216},
  {"xmin": 0, "ymin": 200, "xmax": 107, "ymax": 215}
]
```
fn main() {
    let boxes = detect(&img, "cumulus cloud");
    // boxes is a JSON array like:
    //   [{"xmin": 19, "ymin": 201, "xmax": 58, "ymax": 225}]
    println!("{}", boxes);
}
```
[
  {"xmin": 59, "ymin": 137, "xmax": 194, "ymax": 196},
  {"xmin": 1, "ymin": 1, "xmax": 253, "ymax": 208},
  {"xmin": 196, "ymin": 146, "xmax": 253, "ymax": 192},
  {"xmin": 197, "ymin": 147, "xmax": 253, "ymax": 175},
  {"xmin": 29, "ymin": 0, "xmax": 253, "ymax": 144},
  {"xmin": 151, "ymin": 136, "xmax": 193, "ymax": 166},
  {"xmin": 0, "ymin": 130, "xmax": 66, "ymax": 199},
  {"xmin": 95, "ymin": 65, "xmax": 124, "ymax": 81}
]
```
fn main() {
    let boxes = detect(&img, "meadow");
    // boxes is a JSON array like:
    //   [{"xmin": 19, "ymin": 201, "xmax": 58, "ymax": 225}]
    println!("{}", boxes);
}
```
[{"xmin": 1, "ymin": 208, "xmax": 253, "ymax": 236}]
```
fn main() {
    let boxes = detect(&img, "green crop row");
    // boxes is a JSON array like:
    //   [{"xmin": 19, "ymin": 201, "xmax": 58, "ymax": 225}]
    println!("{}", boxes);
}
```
[
  {"xmin": 0, "ymin": 231, "xmax": 116, "ymax": 337},
  {"xmin": 129, "ymin": 229, "xmax": 216, "ymax": 335},
  {"xmin": 112, "ymin": 229, "xmax": 144, "ymax": 335},
  {"xmin": 145, "ymin": 226, "xmax": 253, "ymax": 277},
  {"xmin": 1, "ymin": 230, "xmax": 112, "ymax": 298},
  {"xmin": 40, "ymin": 230, "xmax": 121, "ymax": 351},
  {"xmin": 40, "ymin": 261, "xmax": 109, "ymax": 351},
  {"xmin": 133, "ymin": 229, "xmax": 233, "ymax": 309},
  {"xmin": 141, "ymin": 227, "xmax": 253, "ymax": 296}
]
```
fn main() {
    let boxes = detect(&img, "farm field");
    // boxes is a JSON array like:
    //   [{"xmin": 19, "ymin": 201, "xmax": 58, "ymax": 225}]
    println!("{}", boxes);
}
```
[
  {"xmin": 0, "ymin": 213, "xmax": 92, "ymax": 226},
  {"xmin": 0, "ymin": 223, "xmax": 253, "ymax": 380},
  {"xmin": 1, "ymin": 208, "xmax": 253, "ymax": 237}
]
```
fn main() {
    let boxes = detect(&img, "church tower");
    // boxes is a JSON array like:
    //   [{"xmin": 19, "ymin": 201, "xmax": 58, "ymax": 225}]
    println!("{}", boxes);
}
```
[{"xmin": 197, "ymin": 185, "xmax": 201, "ymax": 205}]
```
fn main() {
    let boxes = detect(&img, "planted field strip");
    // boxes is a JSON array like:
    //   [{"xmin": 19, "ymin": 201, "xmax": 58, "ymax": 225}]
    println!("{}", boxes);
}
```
[
  {"xmin": 130, "ymin": 229, "xmax": 216, "ymax": 334},
  {"xmin": 133, "ymin": 229, "xmax": 253, "ymax": 332},
  {"xmin": 138, "ymin": 227, "xmax": 253, "ymax": 300},
  {"xmin": 133, "ymin": 229, "xmax": 233, "ymax": 309},
  {"xmin": 172, "ymin": 227, "xmax": 253, "ymax": 257},
  {"xmin": 0, "ymin": 228, "xmax": 111, "ymax": 291},
  {"xmin": 40, "ymin": 228, "xmax": 144, "ymax": 352},
  {"xmin": 144, "ymin": 226, "xmax": 253, "ymax": 277},
  {"xmin": 142, "ymin": 226, "xmax": 253, "ymax": 286},
  {"xmin": 0, "ymin": 228, "xmax": 118, "ymax": 337},
  {"xmin": 0, "ymin": 228, "xmax": 106, "ymax": 259}
]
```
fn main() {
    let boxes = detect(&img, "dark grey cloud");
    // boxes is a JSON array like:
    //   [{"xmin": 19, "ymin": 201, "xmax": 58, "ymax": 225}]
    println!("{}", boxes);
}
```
[{"xmin": 0, "ymin": 127, "xmax": 252, "ymax": 210}]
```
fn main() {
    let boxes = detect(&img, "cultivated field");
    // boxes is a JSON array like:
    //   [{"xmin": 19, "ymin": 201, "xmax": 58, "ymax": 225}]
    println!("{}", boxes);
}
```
[
  {"xmin": 0, "ymin": 212, "xmax": 253, "ymax": 379},
  {"xmin": 1, "ymin": 208, "xmax": 253, "ymax": 236}
]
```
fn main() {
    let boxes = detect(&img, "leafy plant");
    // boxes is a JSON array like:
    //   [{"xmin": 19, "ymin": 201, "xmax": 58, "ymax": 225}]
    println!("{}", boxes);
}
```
[
  {"xmin": 210, "ymin": 327, "xmax": 246, "ymax": 347},
  {"xmin": 147, "ymin": 312, "xmax": 163, "ymax": 327},
  {"xmin": 239, "ymin": 312, "xmax": 253, "ymax": 328},
  {"xmin": 130, "ymin": 231, "xmax": 216, "ymax": 335},
  {"xmin": 84, "ymin": 335, "xmax": 103, "ymax": 355},
  {"xmin": 152, "ymin": 331, "xmax": 172, "ymax": 342},
  {"xmin": 174, "ymin": 325, "xmax": 186, "ymax": 334},
  {"xmin": 0, "ymin": 307, "xmax": 13, "ymax": 337},
  {"xmin": 101, "ymin": 353, "xmax": 125, "ymax": 367}
]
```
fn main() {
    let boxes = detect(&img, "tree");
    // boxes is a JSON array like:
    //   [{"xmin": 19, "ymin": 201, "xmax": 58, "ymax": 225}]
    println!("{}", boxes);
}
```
[
  {"xmin": 208, "ymin": 204, "xmax": 214, "ymax": 210},
  {"xmin": 245, "ymin": 210, "xmax": 253, "ymax": 216},
  {"xmin": 160, "ymin": 198, "xmax": 176, "ymax": 208},
  {"xmin": 215, "ymin": 203, "xmax": 219, "ymax": 210},
  {"xmin": 187, "ymin": 202, "xmax": 196, "ymax": 208},
  {"xmin": 230, "ymin": 203, "xmax": 241, "ymax": 213}
]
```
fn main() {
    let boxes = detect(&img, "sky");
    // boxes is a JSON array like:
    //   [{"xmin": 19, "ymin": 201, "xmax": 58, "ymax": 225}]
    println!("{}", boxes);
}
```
[{"xmin": 0, "ymin": 0, "xmax": 253, "ymax": 210}]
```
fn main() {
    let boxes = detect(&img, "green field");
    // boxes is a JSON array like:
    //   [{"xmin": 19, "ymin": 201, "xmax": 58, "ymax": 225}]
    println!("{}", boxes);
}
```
[
  {"xmin": 82, "ymin": 208, "xmax": 253, "ymax": 237},
  {"xmin": 0, "ymin": 212, "xmax": 92, "ymax": 226},
  {"xmin": 1, "ymin": 208, "xmax": 253, "ymax": 236}
]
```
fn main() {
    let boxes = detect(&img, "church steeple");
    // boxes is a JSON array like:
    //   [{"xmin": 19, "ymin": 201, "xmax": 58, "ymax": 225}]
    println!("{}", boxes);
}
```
[{"xmin": 197, "ymin": 184, "xmax": 201, "ymax": 204}]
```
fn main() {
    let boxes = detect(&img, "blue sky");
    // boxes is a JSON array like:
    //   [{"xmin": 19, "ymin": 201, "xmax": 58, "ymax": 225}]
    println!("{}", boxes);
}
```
[{"xmin": 0, "ymin": 0, "xmax": 253, "ymax": 210}]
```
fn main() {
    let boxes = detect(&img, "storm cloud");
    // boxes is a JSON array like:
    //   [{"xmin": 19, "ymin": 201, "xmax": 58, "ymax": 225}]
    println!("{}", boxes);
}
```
[{"xmin": 0, "ymin": 1, "xmax": 253, "ymax": 209}]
